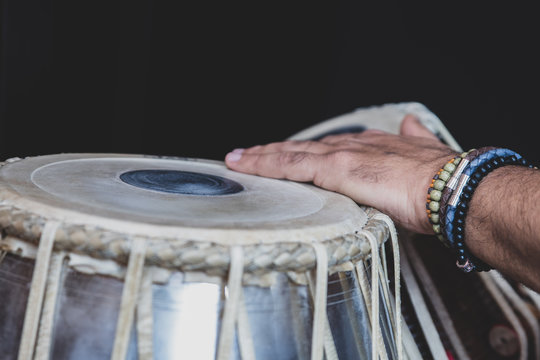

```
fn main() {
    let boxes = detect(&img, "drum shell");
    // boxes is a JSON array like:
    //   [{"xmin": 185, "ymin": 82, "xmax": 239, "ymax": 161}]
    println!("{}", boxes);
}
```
[{"xmin": 0, "ymin": 250, "xmax": 396, "ymax": 360}]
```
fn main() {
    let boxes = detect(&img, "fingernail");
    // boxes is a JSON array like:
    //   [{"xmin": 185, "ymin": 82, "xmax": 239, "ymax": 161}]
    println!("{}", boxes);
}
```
[{"xmin": 226, "ymin": 149, "xmax": 244, "ymax": 162}]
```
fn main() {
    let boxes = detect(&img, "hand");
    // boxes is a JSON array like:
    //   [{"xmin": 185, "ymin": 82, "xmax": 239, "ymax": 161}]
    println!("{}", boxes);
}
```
[{"xmin": 225, "ymin": 115, "xmax": 459, "ymax": 234}]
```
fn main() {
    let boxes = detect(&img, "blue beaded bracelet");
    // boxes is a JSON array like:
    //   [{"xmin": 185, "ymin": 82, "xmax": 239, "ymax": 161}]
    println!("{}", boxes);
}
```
[{"xmin": 441, "ymin": 147, "xmax": 534, "ymax": 272}]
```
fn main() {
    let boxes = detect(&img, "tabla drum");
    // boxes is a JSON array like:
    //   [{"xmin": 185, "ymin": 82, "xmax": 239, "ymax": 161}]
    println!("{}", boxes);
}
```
[{"xmin": 0, "ymin": 153, "xmax": 410, "ymax": 360}]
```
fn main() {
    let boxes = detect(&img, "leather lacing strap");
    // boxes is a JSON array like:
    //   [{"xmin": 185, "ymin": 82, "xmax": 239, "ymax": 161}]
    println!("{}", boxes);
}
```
[
  {"xmin": 34, "ymin": 251, "xmax": 66, "ymax": 360},
  {"xmin": 217, "ymin": 246, "xmax": 244, "ymax": 360},
  {"xmin": 402, "ymin": 236, "xmax": 470, "ymax": 360},
  {"xmin": 522, "ymin": 285, "xmax": 540, "ymax": 316},
  {"xmin": 17, "ymin": 221, "xmax": 60, "ymax": 360},
  {"xmin": 373, "ymin": 213, "xmax": 403, "ymax": 360},
  {"xmin": 400, "ymin": 236, "xmax": 447, "ymax": 359},
  {"xmin": 308, "ymin": 242, "xmax": 338, "ymax": 360},
  {"xmin": 0, "ymin": 248, "xmax": 6, "ymax": 265},
  {"xmin": 136, "ymin": 269, "xmax": 155, "ymax": 360},
  {"xmin": 354, "ymin": 260, "xmax": 376, "ymax": 352},
  {"xmin": 357, "ymin": 229, "xmax": 386, "ymax": 360},
  {"xmin": 111, "ymin": 237, "xmax": 147, "ymax": 360}
]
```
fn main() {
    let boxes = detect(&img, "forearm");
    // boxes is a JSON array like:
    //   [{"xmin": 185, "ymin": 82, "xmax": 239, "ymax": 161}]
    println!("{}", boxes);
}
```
[{"xmin": 465, "ymin": 166, "xmax": 540, "ymax": 290}]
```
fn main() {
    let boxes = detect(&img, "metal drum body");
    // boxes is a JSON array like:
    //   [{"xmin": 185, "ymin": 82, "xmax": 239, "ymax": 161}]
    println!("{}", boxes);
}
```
[
  {"xmin": 0, "ymin": 153, "xmax": 400, "ymax": 360},
  {"xmin": 1, "ymin": 255, "xmax": 383, "ymax": 359}
]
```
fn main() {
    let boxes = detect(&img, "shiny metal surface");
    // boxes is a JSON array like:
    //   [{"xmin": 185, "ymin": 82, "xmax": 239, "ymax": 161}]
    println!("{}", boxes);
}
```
[{"xmin": 0, "ymin": 253, "xmax": 396, "ymax": 359}]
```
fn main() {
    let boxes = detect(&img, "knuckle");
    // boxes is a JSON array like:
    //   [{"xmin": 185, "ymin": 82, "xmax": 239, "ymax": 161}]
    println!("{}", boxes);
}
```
[
  {"xmin": 281, "ymin": 140, "xmax": 302, "ymax": 150},
  {"xmin": 279, "ymin": 151, "xmax": 308, "ymax": 166}
]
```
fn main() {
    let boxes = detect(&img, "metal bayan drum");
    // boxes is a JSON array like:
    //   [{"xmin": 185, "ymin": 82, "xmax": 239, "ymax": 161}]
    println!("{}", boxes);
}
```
[{"xmin": 0, "ymin": 153, "xmax": 408, "ymax": 360}]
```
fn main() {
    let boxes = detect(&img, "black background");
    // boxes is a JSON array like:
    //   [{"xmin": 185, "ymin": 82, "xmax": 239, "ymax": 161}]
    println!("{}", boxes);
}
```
[{"xmin": 1, "ymin": 1, "xmax": 539, "ymax": 163}]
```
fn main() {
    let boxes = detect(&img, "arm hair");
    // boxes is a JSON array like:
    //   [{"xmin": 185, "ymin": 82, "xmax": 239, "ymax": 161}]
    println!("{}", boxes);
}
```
[{"xmin": 466, "ymin": 166, "xmax": 540, "ymax": 291}]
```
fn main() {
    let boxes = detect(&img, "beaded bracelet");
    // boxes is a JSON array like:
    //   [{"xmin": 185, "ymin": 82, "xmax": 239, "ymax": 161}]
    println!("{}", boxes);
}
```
[
  {"xmin": 426, "ymin": 154, "xmax": 463, "ymax": 247},
  {"xmin": 438, "ymin": 148, "xmax": 492, "ymax": 237},
  {"xmin": 441, "ymin": 147, "xmax": 535, "ymax": 272}
]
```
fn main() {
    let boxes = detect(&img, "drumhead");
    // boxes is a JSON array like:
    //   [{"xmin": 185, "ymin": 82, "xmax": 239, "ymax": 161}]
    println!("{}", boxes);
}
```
[{"xmin": 0, "ymin": 154, "xmax": 368, "ymax": 246}]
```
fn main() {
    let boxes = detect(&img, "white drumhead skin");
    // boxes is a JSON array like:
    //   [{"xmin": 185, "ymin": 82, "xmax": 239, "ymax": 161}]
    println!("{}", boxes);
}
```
[{"xmin": 0, "ymin": 154, "xmax": 367, "ymax": 244}]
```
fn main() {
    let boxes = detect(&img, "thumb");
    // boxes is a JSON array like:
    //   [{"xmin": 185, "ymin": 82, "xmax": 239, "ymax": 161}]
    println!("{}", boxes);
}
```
[{"xmin": 399, "ymin": 114, "xmax": 439, "ymax": 140}]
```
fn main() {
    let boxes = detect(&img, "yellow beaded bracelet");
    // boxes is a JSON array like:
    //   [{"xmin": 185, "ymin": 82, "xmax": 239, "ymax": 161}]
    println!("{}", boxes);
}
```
[{"xmin": 426, "ymin": 153, "xmax": 465, "ymax": 246}]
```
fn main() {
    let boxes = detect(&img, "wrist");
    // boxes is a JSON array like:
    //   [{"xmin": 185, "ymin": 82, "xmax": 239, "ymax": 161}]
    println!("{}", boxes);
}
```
[
  {"xmin": 425, "ymin": 147, "xmax": 535, "ymax": 272},
  {"xmin": 467, "ymin": 163, "xmax": 540, "ymax": 291},
  {"xmin": 466, "ymin": 165, "xmax": 540, "ymax": 264}
]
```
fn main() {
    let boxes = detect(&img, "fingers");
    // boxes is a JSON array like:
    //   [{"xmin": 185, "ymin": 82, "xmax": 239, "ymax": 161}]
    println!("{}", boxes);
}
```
[
  {"xmin": 225, "ymin": 148, "xmax": 323, "ymax": 183},
  {"xmin": 243, "ymin": 140, "xmax": 334, "ymax": 155},
  {"xmin": 399, "ymin": 114, "xmax": 439, "ymax": 140}
]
